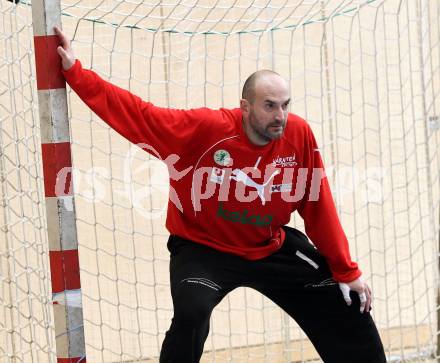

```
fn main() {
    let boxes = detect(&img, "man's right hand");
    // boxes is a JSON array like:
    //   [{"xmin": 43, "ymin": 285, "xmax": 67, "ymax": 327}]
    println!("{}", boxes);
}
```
[{"xmin": 54, "ymin": 26, "xmax": 75, "ymax": 71}]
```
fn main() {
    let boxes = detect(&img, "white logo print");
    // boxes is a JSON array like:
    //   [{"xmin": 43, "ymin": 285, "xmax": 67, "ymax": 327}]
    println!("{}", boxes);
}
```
[
  {"xmin": 270, "ymin": 183, "xmax": 292, "ymax": 193},
  {"xmin": 230, "ymin": 169, "xmax": 280, "ymax": 205},
  {"xmin": 210, "ymin": 167, "xmax": 225, "ymax": 184},
  {"xmin": 181, "ymin": 277, "xmax": 222, "ymax": 291},
  {"xmin": 272, "ymin": 154, "xmax": 297, "ymax": 168}
]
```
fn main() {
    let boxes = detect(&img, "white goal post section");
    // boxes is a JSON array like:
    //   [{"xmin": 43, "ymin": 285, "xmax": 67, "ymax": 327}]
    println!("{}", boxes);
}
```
[{"xmin": 1, "ymin": 0, "xmax": 440, "ymax": 362}]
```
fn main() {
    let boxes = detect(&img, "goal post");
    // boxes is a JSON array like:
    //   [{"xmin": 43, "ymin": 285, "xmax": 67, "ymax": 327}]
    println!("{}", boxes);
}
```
[
  {"xmin": 1, "ymin": 0, "xmax": 440, "ymax": 362},
  {"xmin": 31, "ymin": 0, "xmax": 86, "ymax": 361}
]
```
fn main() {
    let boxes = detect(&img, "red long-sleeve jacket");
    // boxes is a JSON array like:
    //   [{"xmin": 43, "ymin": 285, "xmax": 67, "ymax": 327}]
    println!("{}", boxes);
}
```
[{"xmin": 63, "ymin": 60, "xmax": 361, "ymax": 282}]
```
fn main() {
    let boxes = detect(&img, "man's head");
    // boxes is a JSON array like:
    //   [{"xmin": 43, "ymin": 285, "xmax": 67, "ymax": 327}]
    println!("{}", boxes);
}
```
[{"xmin": 240, "ymin": 70, "xmax": 290, "ymax": 146}]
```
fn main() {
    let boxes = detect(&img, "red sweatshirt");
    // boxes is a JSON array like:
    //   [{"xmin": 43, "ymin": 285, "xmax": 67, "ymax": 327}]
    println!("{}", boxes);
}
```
[{"xmin": 63, "ymin": 60, "xmax": 360, "ymax": 282}]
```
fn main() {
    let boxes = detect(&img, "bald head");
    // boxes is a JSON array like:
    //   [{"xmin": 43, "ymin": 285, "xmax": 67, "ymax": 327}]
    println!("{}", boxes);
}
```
[
  {"xmin": 240, "ymin": 70, "xmax": 290, "ymax": 145},
  {"xmin": 242, "ymin": 70, "xmax": 287, "ymax": 104}
]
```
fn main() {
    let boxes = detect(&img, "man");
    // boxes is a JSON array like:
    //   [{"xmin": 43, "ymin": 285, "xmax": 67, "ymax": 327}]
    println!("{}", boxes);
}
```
[{"xmin": 54, "ymin": 26, "xmax": 386, "ymax": 362}]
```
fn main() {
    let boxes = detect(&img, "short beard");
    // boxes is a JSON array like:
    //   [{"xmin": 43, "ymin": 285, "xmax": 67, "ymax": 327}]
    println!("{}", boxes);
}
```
[{"xmin": 249, "ymin": 111, "xmax": 285, "ymax": 142}]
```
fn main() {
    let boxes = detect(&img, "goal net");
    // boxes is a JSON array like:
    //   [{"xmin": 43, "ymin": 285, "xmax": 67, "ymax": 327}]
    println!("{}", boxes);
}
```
[{"xmin": 1, "ymin": 0, "xmax": 440, "ymax": 361}]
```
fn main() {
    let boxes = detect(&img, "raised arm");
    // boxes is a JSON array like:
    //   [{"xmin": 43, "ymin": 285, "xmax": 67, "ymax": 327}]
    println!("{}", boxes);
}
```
[{"xmin": 54, "ymin": 26, "xmax": 219, "ymax": 160}]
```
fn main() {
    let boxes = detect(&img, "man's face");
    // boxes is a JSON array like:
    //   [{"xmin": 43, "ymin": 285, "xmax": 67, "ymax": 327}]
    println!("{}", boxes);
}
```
[{"xmin": 241, "ymin": 74, "xmax": 290, "ymax": 145}]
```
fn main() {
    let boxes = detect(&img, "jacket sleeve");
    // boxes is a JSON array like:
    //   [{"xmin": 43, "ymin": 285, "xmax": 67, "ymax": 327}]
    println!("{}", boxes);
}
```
[
  {"xmin": 62, "ymin": 60, "xmax": 217, "ymax": 160},
  {"xmin": 297, "ymin": 124, "xmax": 361, "ymax": 283}
]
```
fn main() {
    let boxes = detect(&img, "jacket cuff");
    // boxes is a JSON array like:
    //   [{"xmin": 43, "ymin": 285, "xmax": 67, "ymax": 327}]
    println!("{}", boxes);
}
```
[
  {"xmin": 61, "ymin": 59, "xmax": 81, "ymax": 83},
  {"xmin": 333, "ymin": 268, "xmax": 362, "ymax": 283}
]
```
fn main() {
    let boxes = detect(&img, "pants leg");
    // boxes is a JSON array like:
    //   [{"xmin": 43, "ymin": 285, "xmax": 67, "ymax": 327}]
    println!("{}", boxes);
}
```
[
  {"xmin": 159, "ymin": 236, "xmax": 241, "ymax": 363},
  {"xmin": 252, "ymin": 226, "xmax": 386, "ymax": 363},
  {"xmin": 160, "ymin": 228, "xmax": 386, "ymax": 362}
]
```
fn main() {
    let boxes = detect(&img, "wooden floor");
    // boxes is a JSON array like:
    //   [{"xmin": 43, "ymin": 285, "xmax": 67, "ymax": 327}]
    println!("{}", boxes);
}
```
[{"xmin": 131, "ymin": 325, "xmax": 435, "ymax": 362}]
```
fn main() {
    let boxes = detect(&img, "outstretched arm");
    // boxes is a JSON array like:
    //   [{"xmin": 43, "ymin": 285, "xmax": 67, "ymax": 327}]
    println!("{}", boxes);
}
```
[{"xmin": 53, "ymin": 26, "xmax": 218, "ymax": 160}]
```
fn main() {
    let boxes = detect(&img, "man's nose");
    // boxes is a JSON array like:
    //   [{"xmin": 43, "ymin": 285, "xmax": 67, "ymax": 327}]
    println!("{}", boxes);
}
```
[{"xmin": 274, "ymin": 106, "xmax": 284, "ymax": 121}]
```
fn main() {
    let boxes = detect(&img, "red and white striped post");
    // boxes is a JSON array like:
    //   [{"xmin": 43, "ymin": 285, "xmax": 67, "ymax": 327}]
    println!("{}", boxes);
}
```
[{"xmin": 31, "ymin": 0, "xmax": 86, "ymax": 362}]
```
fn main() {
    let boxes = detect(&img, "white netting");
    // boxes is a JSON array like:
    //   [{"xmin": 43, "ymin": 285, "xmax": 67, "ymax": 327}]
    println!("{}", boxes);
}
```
[
  {"xmin": 1, "ymin": 0, "xmax": 440, "ymax": 362},
  {"xmin": 0, "ymin": 2, "xmax": 56, "ymax": 362}
]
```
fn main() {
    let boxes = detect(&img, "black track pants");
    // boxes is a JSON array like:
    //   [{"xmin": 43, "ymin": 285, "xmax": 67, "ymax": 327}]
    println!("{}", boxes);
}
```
[{"xmin": 159, "ymin": 226, "xmax": 386, "ymax": 363}]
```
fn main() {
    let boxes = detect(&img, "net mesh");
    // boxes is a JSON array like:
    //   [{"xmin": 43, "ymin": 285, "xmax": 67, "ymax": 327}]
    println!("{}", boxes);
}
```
[
  {"xmin": 1, "ymin": 0, "xmax": 440, "ymax": 361},
  {"xmin": 0, "ymin": 2, "xmax": 56, "ymax": 362}
]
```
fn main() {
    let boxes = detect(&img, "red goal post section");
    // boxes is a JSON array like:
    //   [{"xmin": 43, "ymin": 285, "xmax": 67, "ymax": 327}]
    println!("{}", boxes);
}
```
[{"xmin": 31, "ymin": 0, "xmax": 86, "ymax": 361}]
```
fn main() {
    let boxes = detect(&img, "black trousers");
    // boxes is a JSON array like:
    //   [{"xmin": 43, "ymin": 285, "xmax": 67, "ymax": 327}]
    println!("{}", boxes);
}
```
[{"xmin": 159, "ymin": 226, "xmax": 386, "ymax": 363}]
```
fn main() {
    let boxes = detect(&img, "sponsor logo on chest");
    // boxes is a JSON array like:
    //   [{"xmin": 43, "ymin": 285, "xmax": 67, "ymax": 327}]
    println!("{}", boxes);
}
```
[
  {"xmin": 213, "ymin": 149, "xmax": 232, "ymax": 166},
  {"xmin": 216, "ymin": 202, "xmax": 272, "ymax": 226},
  {"xmin": 270, "ymin": 183, "xmax": 293, "ymax": 193},
  {"xmin": 210, "ymin": 167, "xmax": 293, "ymax": 194},
  {"xmin": 210, "ymin": 167, "xmax": 226, "ymax": 184},
  {"xmin": 272, "ymin": 154, "xmax": 297, "ymax": 168}
]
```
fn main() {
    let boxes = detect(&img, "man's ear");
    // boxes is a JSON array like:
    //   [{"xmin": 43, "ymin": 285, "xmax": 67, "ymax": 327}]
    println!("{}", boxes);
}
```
[{"xmin": 240, "ymin": 99, "xmax": 250, "ymax": 116}]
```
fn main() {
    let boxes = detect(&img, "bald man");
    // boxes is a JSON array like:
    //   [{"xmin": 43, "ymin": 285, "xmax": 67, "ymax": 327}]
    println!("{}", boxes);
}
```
[{"xmin": 55, "ymin": 26, "xmax": 386, "ymax": 362}]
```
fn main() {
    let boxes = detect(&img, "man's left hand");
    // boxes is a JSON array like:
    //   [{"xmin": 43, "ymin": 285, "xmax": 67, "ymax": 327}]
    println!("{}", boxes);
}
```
[{"xmin": 338, "ymin": 278, "xmax": 372, "ymax": 313}]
